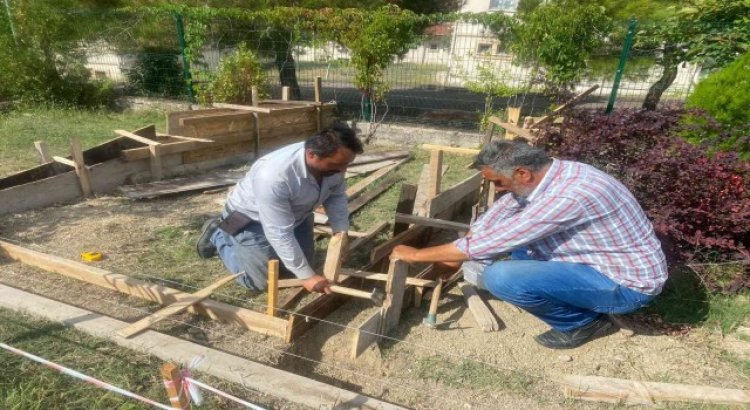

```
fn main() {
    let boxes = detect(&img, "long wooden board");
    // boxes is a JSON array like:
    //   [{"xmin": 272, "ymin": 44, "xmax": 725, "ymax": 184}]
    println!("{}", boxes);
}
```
[
  {"xmin": 562, "ymin": 375, "xmax": 750, "ymax": 406},
  {"xmin": 119, "ymin": 273, "xmax": 242, "ymax": 338},
  {"xmin": 427, "ymin": 172, "xmax": 483, "ymax": 217},
  {"xmin": 118, "ymin": 170, "xmax": 244, "ymax": 199},
  {"xmin": 0, "ymin": 240, "xmax": 288, "ymax": 339}
]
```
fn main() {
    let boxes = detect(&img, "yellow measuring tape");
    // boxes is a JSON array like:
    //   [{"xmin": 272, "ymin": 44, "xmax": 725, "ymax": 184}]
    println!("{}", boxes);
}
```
[{"xmin": 80, "ymin": 251, "xmax": 103, "ymax": 262}]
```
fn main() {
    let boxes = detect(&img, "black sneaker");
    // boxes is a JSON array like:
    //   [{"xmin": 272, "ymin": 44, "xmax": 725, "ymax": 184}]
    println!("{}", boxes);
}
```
[
  {"xmin": 534, "ymin": 317, "xmax": 613, "ymax": 349},
  {"xmin": 196, "ymin": 218, "xmax": 220, "ymax": 259}
]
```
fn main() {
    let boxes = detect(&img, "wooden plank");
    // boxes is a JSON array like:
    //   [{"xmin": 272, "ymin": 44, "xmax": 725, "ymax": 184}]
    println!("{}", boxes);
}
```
[
  {"xmin": 34, "ymin": 141, "xmax": 51, "ymax": 163},
  {"xmin": 70, "ymin": 138, "xmax": 92, "ymax": 196},
  {"xmin": 148, "ymin": 144, "xmax": 163, "ymax": 181},
  {"xmin": 323, "ymin": 232, "xmax": 348, "ymax": 282},
  {"xmin": 350, "ymin": 151, "xmax": 410, "ymax": 166},
  {"xmin": 133, "ymin": 124, "xmax": 157, "ymax": 140},
  {"xmin": 0, "ymin": 240, "xmax": 288, "ymax": 339},
  {"xmin": 119, "ymin": 273, "xmax": 241, "ymax": 338},
  {"xmin": 393, "ymin": 184, "xmax": 417, "ymax": 235},
  {"xmin": 459, "ymin": 282, "xmax": 500, "ymax": 332},
  {"xmin": 52, "ymin": 156, "xmax": 76, "ymax": 167},
  {"xmin": 562, "ymin": 375, "xmax": 750, "ymax": 406},
  {"xmin": 118, "ymin": 170, "xmax": 244, "ymax": 200},
  {"xmin": 428, "ymin": 149, "xmax": 443, "ymax": 198},
  {"xmin": 346, "ymin": 157, "xmax": 409, "ymax": 198},
  {"xmin": 179, "ymin": 111, "xmax": 254, "ymax": 127},
  {"xmin": 381, "ymin": 260, "xmax": 408, "ymax": 334},
  {"xmin": 531, "ymin": 85, "xmax": 599, "ymax": 128},
  {"xmin": 314, "ymin": 76, "xmax": 322, "ymax": 131},
  {"xmin": 0, "ymin": 285, "xmax": 407, "ymax": 410},
  {"xmin": 278, "ymin": 278, "xmax": 306, "ymax": 288},
  {"xmin": 182, "ymin": 141, "xmax": 253, "ymax": 164},
  {"xmin": 212, "ymin": 102, "xmax": 272, "ymax": 114},
  {"xmin": 413, "ymin": 164, "xmax": 431, "ymax": 217},
  {"xmin": 114, "ymin": 129, "xmax": 161, "ymax": 146},
  {"xmin": 340, "ymin": 268, "xmax": 437, "ymax": 287},
  {"xmin": 346, "ymin": 159, "xmax": 399, "ymax": 177},
  {"xmin": 505, "ymin": 106, "xmax": 522, "ymax": 139},
  {"xmin": 395, "ymin": 213, "xmax": 470, "ymax": 232},
  {"xmin": 427, "ymin": 172, "xmax": 483, "ymax": 218},
  {"xmin": 267, "ymin": 260, "xmax": 279, "ymax": 317},
  {"xmin": 347, "ymin": 174, "xmax": 400, "ymax": 215},
  {"xmin": 487, "ymin": 117, "xmax": 535, "ymax": 140},
  {"xmin": 421, "ymin": 144, "xmax": 479, "ymax": 155},
  {"xmin": 165, "ymin": 135, "xmax": 214, "ymax": 143},
  {"xmin": 350, "ymin": 309, "xmax": 383, "ymax": 360}
]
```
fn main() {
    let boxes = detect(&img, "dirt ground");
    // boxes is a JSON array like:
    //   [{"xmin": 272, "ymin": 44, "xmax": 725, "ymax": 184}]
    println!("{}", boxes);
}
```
[{"xmin": 1, "ymin": 165, "xmax": 748, "ymax": 409}]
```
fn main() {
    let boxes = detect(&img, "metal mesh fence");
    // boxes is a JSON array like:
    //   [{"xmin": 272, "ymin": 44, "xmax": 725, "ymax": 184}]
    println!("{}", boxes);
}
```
[{"xmin": 40, "ymin": 11, "xmax": 703, "ymax": 130}]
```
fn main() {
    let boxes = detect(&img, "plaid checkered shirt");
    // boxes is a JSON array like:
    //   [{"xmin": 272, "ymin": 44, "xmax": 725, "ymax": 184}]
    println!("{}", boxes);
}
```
[{"xmin": 454, "ymin": 159, "xmax": 668, "ymax": 295}]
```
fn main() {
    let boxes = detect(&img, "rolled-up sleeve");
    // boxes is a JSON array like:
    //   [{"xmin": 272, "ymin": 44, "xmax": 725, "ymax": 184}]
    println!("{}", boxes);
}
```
[
  {"xmin": 322, "ymin": 176, "xmax": 350, "ymax": 233},
  {"xmin": 455, "ymin": 196, "xmax": 585, "ymax": 260},
  {"xmin": 255, "ymin": 179, "xmax": 316, "ymax": 279}
]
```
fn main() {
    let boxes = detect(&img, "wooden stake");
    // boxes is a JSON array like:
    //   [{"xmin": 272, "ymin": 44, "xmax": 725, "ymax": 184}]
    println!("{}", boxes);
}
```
[
  {"xmin": 161, "ymin": 363, "xmax": 190, "ymax": 409},
  {"xmin": 281, "ymin": 86, "xmax": 290, "ymax": 101},
  {"xmin": 149, "ymin": 144, "xmax": 163, "ymax": 181},
  {"xmin": 267, "ymin": 260, "xmax": 279, "ymax": 317},
  {"xmin": 34, "ymin": 141, "xmax": 51, "ymax": 163},
  {"xmin": 323, "ymin": 232, "xmax": 348, "ymax": 282},
  {"xmin": 459, "ymin": 282, "xmax": 500, "ymax": 332},
  {"xmin": 421, "ymin": 144, "xmax": 479, "ymax": 155},
  {"xmin": 393, "ymin": 183, "xmax": 418, "ymax": 235},
  {"xmin": 428, "ymin": 149, "xmax": 443, "ymax": 199},
  {"xmin": 118, "ymin": 273, "xmax": 241, "ymax": 338},
  {"xmin": 70, "ymin": 138, "xmax": 92, "ymax": 197},
  {"xmin": 505, "ymin": 106, "xmax": 522, "ymax": 139}
]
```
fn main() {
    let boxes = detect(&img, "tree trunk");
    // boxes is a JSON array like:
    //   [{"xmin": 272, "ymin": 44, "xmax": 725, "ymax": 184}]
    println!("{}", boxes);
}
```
[
  {"xmin": 275, "ymin": 47, "xmax": 301, "ymax": 100},
  {"xmin": 642, "ymin": 53, "xmax": 679, "ymax": 110}
]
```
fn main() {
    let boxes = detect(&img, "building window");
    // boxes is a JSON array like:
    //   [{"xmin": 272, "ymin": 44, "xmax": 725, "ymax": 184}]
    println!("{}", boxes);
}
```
[{"xmin": 477, "ymin": 43, "xmax": 492, "ymax": 54}]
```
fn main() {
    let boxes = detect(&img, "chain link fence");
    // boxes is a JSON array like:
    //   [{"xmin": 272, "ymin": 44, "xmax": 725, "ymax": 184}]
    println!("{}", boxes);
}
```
[{"xmin": 46, "ymin": 11, "xmax": 703, "ymax": 130}]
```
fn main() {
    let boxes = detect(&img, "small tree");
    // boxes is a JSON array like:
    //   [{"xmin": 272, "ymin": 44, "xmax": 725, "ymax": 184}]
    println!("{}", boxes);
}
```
[{"xmin": 197, "ymin": 44, "xmax": 269, "ymax": 105}]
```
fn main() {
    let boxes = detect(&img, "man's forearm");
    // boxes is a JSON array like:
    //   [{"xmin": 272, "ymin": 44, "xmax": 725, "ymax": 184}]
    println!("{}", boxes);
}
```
[{"xmin": 408, "ymin": 243, "xmax": 469, "ymax": 264}]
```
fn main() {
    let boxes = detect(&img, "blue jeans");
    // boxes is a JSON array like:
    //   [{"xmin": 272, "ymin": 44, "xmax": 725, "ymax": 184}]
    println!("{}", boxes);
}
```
[
  {"xmin": 467, "ymin": 250, "xmax": 655, "ymax": 332},
  {"xmin": 210, "ymin": 214, "xmax": 314, "ymax": 291}
]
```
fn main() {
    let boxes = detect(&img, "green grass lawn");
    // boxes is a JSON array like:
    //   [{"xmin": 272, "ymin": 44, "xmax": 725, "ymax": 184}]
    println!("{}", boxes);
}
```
[{"xmin": 0, "ymin": 106, "xmax": 164, "ymax": 176}]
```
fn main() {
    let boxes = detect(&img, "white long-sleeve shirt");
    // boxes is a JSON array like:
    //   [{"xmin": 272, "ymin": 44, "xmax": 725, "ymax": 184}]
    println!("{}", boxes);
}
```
[{"xmin": 226, "ymin": 142, "xmax": 349, "ymax": 279}]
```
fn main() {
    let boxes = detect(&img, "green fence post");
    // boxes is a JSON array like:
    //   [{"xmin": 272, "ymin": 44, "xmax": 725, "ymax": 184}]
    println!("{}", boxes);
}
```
[
  {"xmin": 3, "ymin": 0, "xmax": 17, "ymax": 45},
  {"xmin": 174, "ymin": 12, "xmax": 195, "ymax": 103},
  {"xmin": 606, "ymin": 18, "xmax": 637, "ymax": 114},
  {"xmin": 362, "ymin": 93, "xmax": 373, "ymax": 122}
]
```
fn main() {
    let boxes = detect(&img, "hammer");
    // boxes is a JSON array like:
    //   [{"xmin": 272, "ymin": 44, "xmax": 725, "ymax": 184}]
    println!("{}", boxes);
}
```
[
  {"xmin": 329, "ymin": 285, "xmax": 384, "ymax": 306},
  {"xmin": 422, "ymin": 279, "xmax": 444, "ymax": 329}
]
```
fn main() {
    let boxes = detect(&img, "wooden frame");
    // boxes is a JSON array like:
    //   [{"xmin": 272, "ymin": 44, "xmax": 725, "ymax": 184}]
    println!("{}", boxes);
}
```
[{"xmin": 0, "ymin": 240, "xmax": 288, "ymax": 339}]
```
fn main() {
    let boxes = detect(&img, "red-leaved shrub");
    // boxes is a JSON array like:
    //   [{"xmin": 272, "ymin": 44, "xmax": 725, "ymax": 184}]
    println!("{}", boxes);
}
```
[{"xmin": 535, "ymin": 109, "xmax": 750, "ymax": 291}]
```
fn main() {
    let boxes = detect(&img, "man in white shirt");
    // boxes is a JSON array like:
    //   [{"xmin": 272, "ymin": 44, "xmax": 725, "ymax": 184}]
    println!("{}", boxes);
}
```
[{"xmin": 197, "ymin": 124, "xmax": 363, "ymax": 294}]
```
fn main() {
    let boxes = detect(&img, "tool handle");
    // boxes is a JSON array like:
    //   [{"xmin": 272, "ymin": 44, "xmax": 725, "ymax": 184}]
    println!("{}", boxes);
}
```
[
  {"xmin": 329, "ymin": 285, "xmax": 375, "ymax": 300},
  {"xmin": 428, "ymin": 279, "xmax": 443, "ymax": 315}
]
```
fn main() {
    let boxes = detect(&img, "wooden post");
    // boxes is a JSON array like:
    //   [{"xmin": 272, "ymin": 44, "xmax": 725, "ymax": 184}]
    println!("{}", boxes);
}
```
[
  {"xmin": 70, "ymin": 138, "xmax": 92, "ymax": 197},
  {"xmin": 161, "ymin": 363, "xmax": 190, "ymax": 409},
  {"xmin": 428, "ymin": 149, "xmax": 443, "ymax": 199},
  {"xmin": 267, "ymin": 259, "xmax": 279, "ymax": 317},
  {"xmin": 281, "ymin": 86, "xmax": 290, "ymax": 101},
  {"xmin": 149, "ymin": 144, "xmax": 163, "ymax": 181},
  {"xmin": 34, "ymin": 141, "xmax": 51, "ymax": 163},
  {"xmin": 314, "ymin": 76, "xmax": 322, "ymax": 131},
  {"xmin": 323, "ymin": 233, "xmax": 348, "ymax": 282},
  {"xmin": 382, "ymin": 259, "xmax": 408, "ymax": 334},
  {"xmin": 251, "ymin": 86, "xmax": 260, "ymax": 158},
  {"xmin": 505, "ymin": 106, "xmax": 522, "ymax": 139},
  {"xmin": 459, "ymin": 282, "xmax": 500, "ymax": 332},
  {"xmin": 393, "ymin": 184, "xmax": 417, "ymax": 235}
]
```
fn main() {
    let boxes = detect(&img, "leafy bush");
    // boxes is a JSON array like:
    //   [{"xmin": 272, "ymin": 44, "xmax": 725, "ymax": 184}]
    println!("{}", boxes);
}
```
[
  {"xmin": 197, "ymin": 44, "xmax": 268, "ymax": 105},
  {"xmin": 535, "ymin": 109, "xmax": 750, "ymax": 292},
  {"xmin": 126, "ymin": 47, "xmax": 185, "ymax": 98},
  {"xmin": 686, "ymin": 52, "xmax": 750, "ymax": 127}
]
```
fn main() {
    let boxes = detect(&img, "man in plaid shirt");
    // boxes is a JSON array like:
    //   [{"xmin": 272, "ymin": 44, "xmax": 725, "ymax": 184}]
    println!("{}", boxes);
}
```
[{"xmin": 392, "ymin": 140, "xmax": 668, "ymax": 349}]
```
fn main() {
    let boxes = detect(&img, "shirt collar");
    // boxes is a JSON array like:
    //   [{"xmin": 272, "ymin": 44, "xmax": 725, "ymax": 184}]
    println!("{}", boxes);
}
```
[
  {"xmin": 293, "ymin": 143, "xmax": 311, "ymax": 180},
  {"xmin": 525, "ymin": 158, "xmax": 560, "ymax": 203}
]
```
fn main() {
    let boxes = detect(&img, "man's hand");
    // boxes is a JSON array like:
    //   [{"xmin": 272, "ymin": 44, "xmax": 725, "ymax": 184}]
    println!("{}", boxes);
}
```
[
  {"xmin": 391, "ymin": 245, "xmax": 419, "ymax": 263},
  {"xmin": 302, "ymin": 274, "xmax": 332, "ymax": 294}
]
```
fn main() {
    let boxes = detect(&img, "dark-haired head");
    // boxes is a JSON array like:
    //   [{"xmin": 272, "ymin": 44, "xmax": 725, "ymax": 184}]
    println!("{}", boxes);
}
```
[{"xmin": 304, "ymin": 123, "xmax": 363, "ymax": 178}]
